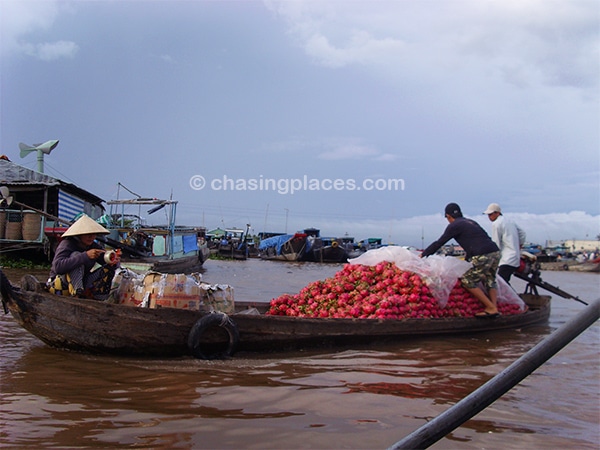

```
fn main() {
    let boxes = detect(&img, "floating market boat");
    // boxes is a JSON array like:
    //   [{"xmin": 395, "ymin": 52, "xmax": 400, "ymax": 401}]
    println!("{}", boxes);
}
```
[
  {"xmin": 301, "ymin": 228, "xmax": 352, "ymax": 263},
  {"xmin": 302, "ymin": 237, "xmax": 348, "ymax": 263},
  {"xmin": 258, "ymin": 232, "xmax": 308, "ymax": 261},
  {"xmin": 101, "ymin": 196, "xmax": 209, "ymax": 274},
  {"xmin": 1, "ymin": 270, "xmax": 551, "ymax": 360},
  {"xmin": 216, "ymin": 226, "xmax": 251, "ymax": 260},
  {"xmin": 538, "ymin": 260, "xmax": 600, "ymax": 273}
]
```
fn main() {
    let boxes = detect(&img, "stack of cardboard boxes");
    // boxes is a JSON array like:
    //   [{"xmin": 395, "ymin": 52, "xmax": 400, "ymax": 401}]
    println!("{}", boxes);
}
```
[{"xmin": 113, "ymin": 271, "xmax": 234, "ymax": 314}]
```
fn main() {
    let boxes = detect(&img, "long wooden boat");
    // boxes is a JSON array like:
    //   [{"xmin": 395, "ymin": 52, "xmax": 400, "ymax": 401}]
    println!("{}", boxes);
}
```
[
  {"xmin": 0, "ymin": 270, "xmax": 551, "ymax": 360},
  {"xmin": 305, "ymin": 238, "xmax": 349, "ymax": 263},
  {"xmin": 539, "ymin": 261, "xmax": 600, "ymax": 273},
  {"xmin": 259, "ymin": 233, "xmax": 308, "ymax": 261},
  {"xmin": 102, "ymin": 197, "xmax": 209, "ymax": 274},
  {"xmin": 115, "ymin": 251, "xmax": 207, "ymax": 274},
  {"xmin": 216, "ymin": 226, "xmax": 251, "ymax": 260}
]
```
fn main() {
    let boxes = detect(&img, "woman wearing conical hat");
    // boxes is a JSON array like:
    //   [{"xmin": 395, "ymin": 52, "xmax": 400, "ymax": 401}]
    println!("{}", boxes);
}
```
[{"xmin": 47, "ymin": 215, "xmax": 120, "ymax": 300}]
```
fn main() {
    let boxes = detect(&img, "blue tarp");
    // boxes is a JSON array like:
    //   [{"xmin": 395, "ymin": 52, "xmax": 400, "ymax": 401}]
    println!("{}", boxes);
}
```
[
  {"xmin": 183, "ymin": 234, "xmax": 198, "ymax": 253},
  {"xmin": 258, "ymin": 234, "xmax": 293, "ymax": 255},
  {"xmin": 173, "ymin": 235, "xmax": 184, "ymax": 254}
]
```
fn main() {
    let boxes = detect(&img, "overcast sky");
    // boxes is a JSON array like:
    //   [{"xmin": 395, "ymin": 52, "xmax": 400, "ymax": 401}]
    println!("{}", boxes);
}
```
[{"xmin": 1, "ymin": 0, "xmax": 598, "ymax": 248}]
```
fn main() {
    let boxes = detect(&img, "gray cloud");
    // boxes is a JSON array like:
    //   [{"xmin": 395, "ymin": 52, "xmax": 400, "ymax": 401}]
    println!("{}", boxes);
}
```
[{"xmin": 22, "ymin": 40, "xmax": 79, "ymax": 61}]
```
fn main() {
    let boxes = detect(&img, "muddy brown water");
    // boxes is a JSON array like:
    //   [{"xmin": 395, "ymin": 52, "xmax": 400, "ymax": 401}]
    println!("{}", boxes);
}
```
[{"xmin": 1, "ymin": 259, "xmax": 598, "ymax": 449}]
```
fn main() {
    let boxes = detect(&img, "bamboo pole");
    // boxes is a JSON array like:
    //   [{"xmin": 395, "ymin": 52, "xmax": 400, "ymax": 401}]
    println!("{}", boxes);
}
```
[{"xmin": 388, "ymin": 298, "xmax": 600, "ymax": 450}]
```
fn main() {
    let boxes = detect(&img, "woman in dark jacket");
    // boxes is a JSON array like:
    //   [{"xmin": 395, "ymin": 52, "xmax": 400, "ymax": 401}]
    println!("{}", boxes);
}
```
[{"xmin": 48, "ymin": 215, "xmax": 120, "ymax": 300}]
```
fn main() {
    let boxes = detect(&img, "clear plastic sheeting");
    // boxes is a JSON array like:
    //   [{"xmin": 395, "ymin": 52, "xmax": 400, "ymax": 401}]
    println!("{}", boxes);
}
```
[
  {"xmin": 349, "ymin": 246, "xmax": 472, "ymax": 307},
  {"xmin": 349, "ymin": 246, "xmax": 526, "ymax": 309},
  {"xmin": 495, "ymin": 276, "xmax": 527, "ymax": 310},
  {"xmin": 109, "ymin": 269, "xmax": 234, "ymax": 313}
]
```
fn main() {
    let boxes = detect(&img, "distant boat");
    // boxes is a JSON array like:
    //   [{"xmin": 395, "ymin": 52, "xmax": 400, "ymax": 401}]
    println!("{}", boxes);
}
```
[
  {"xmin": 301, "ymin": 229, "xmax": 351, "ymax": 263},
  {"xmin": 539, "ymin": 260, "xmax": 600, "ymax": 273},
  {"xmin": 259, "ymin": 233, "xmax": 308, "ymax": 261},
  {"xmin": 347, "ymin": 238, "xmax": 383, "ymax": 259},
  {"xmin": 217, "ymin": 226, "xmax": 251, "ymax": 260},
  {"xmin": 101, "ymin": 196, "xmax": 209, "ymax": 274},
  {"xmin": 304, "ymin": 237, "xmax": 350, "ymax": 263}
]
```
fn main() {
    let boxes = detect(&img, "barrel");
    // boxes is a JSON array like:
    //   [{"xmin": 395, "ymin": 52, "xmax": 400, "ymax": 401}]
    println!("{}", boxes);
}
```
[
  {"xmin": 5, "ymin": 212, "xmax": 22, "ymax": 240},
  {"xmin": 22, "ymin": 212, "xmax": 42, "ymax": 240},
  {"xmin": 0, "ymin": 211, "xmax": 6, "ymax": 239}
]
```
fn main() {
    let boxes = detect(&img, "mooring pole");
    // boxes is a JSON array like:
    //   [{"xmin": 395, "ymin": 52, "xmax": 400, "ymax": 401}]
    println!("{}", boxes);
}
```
[{"xmin": 388, "ymin": 298, "xmax": 600, "ymax": 450}]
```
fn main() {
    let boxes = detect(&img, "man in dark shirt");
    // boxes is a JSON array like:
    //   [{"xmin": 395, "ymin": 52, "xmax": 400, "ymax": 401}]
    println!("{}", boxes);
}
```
[{"xmin": 422, "ymin": 203, "xmax": 500, "ymax": 317}]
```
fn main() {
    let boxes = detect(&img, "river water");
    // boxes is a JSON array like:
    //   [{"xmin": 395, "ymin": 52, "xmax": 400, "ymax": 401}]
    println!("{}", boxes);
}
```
[{"xmin": 1, "ymin": 259, "xmax": 598, "ymax": 449}]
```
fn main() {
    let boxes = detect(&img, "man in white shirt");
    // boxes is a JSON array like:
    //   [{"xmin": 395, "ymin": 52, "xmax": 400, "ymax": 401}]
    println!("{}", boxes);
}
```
[{"xmin": 484, "ymin": 203, "xmax": 526, "ymax": 284}]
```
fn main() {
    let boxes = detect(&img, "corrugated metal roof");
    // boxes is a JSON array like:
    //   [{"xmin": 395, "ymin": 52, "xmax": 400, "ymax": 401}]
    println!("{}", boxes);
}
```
[
  {"xmin": 0, "ymin": 159, "xmax": 105, "ymax": 204},
  {"xmin": 0, "ymin": 159, "xmax": 60, "ymax": 186}
]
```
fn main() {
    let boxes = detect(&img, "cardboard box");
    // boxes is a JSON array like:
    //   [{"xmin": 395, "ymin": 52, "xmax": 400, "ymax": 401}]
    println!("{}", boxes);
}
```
[
  {"xmin": 112, "ymin": 270, "xmax": 234, "ymax": 313},
  {"xmin": 110, "ymin": 269, "xmax": 145, "ymax": 306}
]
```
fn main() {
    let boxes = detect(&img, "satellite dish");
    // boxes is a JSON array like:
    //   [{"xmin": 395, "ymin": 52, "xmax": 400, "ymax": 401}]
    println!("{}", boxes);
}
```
[
  {"xmin": 18, "ymin": 140, "xmax": 59, "ymax": 173},
  {"xmin": 0, "ymin": 186, "xmax": 14, "ymax": 207}
]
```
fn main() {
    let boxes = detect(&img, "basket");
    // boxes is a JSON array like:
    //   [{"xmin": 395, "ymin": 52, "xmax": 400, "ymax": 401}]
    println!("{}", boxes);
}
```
[
  {"xmin": 22, "ymin": 212, "xmax": 42, "ymax": 240},
  {"xmin": 5, "ymin": 212, "xmax": 22, "ymax": 240},
  {"xmin": 0, "ymin": 211, "xmax": 6, "ymax": 239}
]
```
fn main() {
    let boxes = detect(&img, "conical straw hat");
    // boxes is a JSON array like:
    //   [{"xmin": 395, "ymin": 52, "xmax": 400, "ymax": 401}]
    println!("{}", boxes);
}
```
[{"xmin": 62, "ymin": 214, "xmax": 110, "ymax": 237}]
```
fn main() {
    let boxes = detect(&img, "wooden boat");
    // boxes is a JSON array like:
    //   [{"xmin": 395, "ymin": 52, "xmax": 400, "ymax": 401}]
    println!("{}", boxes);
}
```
[
  {"xmin": 217, "ymin": 242, "xmax": 248, "ymax": 260},
  {"xmin": 305, "ymin": 237, "xmax": 350, "ymax": 263},
  {"xmin": 114, "ymin": 252, "xmax": 207, "ymax": 275},
  {"xmin": 302, "ymin": 229, "xmax": 351, "ymax": 263},
  {"xmin": 567, "ymin": 262, "xmax": 600, "ymax": 273},
  {"xmin": 259, "ymin": 233, "xmax": 308, "ymax": 261},
  {"xmin": 102, "ymin": 197, "xmax": 209, "ymax": 274},
  {"xmin": 539, "ymin": 261, "xmax": 600, "ymax": 273},
  {"xmin": 216, "ymin": 226, "xmax": 251, "ymax": 260},
  {"xmin": 0, "ymin": 270, "xmax": 551, "ymax": 360},
  {"xmin": 347, "ymin": 238, "xmax": 383, "ymax": 259}
]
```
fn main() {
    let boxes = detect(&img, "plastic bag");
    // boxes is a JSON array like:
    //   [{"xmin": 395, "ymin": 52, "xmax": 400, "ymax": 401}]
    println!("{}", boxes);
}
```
[
  {"xmin": 418, "ymin": 254, "xmax": 473, "ymax": 308},
  {"xmin": 349, "ymin": 246, "xmax": 472, "ymax": 307},
  {"xmin": 496, "ymin": 277, "xmax": 526, "ymax": 311},
  {"xmin": 108, "ymin": 268, "xmax": 143, "ymax": 303}
]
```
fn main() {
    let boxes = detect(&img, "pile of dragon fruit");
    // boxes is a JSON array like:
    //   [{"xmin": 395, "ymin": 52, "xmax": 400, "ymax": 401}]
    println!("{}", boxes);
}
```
[{"xmin": 266, "ymin": 262, "xmax": 524, "ymax": 319}]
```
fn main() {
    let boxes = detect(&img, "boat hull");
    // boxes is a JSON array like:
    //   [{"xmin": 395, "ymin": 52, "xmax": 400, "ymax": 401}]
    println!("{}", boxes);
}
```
[
  {"xmin": 309, "ymin": 245, "xmax": 349, "ymax": 263},
  {"xmin": 260, "ymin": 251, "xmax": 303, "ymax": 262},
  {"xmin": 217, "ymin": 244, "xmax": 248, "ymax": 260},
  {"xmin": 120, "ymin": 254, "xmax": 205, "ymax": 274},
  {"xmin": 234, "ymin": 295, "xmax": 550, "ymax": 352},
  {"xmin": 539, "ymin": 261, "xmax": 600, "ymax": 273},
  {"xmin": 2, "ymin": 274, "xmax": 551, "ymax": 358},
  {"xmin": 259, "ymin": 234, "xmax": 308, "ymax": 261}
]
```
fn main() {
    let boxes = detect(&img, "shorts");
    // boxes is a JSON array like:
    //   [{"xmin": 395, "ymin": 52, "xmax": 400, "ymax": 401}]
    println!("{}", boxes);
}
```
[
  {"xmin": 47, "ymin": 265, "xmax": 116, "ymax": 300},
  {"xmin": 47, "ymin": 273, "xmax": 78, "ymax": 296},
  {"xmin": 460, "ymin": 251, "xmax": 500, "ymax": 290}
]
